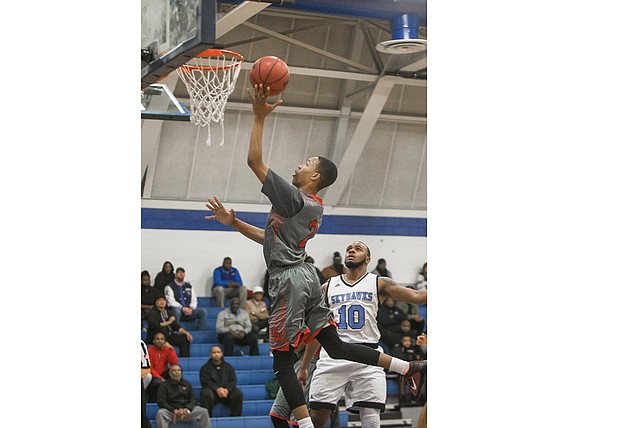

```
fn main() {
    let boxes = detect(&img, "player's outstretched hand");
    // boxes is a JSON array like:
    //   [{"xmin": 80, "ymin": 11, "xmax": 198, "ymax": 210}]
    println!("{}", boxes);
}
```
[
  {"xmin": 205, "ymin": 196, "xmax": 236, "ymax": 226},
  {"xmin": 247, "ymin": 84, "xmax": 283, "ymax": 120}
]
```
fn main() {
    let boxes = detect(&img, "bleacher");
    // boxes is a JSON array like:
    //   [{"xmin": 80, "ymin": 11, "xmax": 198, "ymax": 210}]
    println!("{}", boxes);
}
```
[{"xmin": 143, "ymin": 296, "xmax": 403, "ymax": 428}]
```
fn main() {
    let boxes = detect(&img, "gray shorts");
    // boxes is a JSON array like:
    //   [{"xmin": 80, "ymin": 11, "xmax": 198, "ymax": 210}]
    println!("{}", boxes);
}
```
[
  {"xmin": 268, "ymin": 262, "xmax": 332, "ymax": 351},
  {"xmin": 270, "ymin": 353, "xmax": 319, "ymax": 422}
]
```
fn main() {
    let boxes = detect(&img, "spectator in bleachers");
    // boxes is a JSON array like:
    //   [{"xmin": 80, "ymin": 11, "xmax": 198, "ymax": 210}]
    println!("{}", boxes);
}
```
[
  {"xmin": 142, "ymin": 270, "xmax": 163, "ymax": 332},
  {"xmin": 212, "ymin": 257, "xmax": 247, "ymax": 308},
  {"xmin": 165, "ymin": 267, "xmax": 207, "ymax": 331},
  {"xmin": 413, "ymin": 263, "xmax": 427, "ymax": 334},
  {"xmin": 414, "ymin": 262, "xmax": 427, "ymax": 291},
  {"xmin": 147, "ymin": 295, "xmax": 193, "ymax": 358},
  {"xmin": 154, "ymin": 261, "xmax": 175, "ymax": 295},
  {"xmin": 141, "ymin": 340, "xmax": 152, "ymax": 428},
  {"xmin": 245, "ymin": 286, "xmax": 269, "ymax": 338},
  {"xmin": 216, "ymin": 297, "xmax": 259, "ymax": 356},
  {"xmin": 377, "ymin": 296, "xmax": 408, "ymax": 353},
  {"xmin": 305, "ymin": 256, "xmax": 325, "ymax": 285},
  {"xmin": 199, "ymin": 345, "xmax": 244, "ymax": 417},
  {"xmin": 146, "ymin": 331, "xmax": 180, "ymax": 402},
  {"xmin": 321, "ymin": 251, "xmax": 347, "ymax": 279},
  {"xmin": 156, "ymin": 364, "xmax": 210, "ymax": 428},
  {"xmin": 370, "ymin": 258, "xmax": 393, "ymax": 278}
]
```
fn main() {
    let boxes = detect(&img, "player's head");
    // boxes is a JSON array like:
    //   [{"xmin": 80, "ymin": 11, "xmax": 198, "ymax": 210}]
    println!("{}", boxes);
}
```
[
  {"xmin": 315, "ymin": 156, "xmax": 338, "ymax": 190},
  {"xmin": 344, "ymin": 240, "xmax": 371, "ymax": 270},
  {"xmin": 292, "ymin": 156, "xmax": 338, "ymax": 192}
]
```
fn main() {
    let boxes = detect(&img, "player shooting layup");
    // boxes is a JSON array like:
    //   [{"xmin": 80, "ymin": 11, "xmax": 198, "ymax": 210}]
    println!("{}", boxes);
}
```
[{"xmin": 205, "ymin": 84, "xmax": 426, "ymax": 428}]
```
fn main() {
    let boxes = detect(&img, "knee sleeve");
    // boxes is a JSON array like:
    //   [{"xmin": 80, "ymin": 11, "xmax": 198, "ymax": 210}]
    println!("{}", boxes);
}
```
[
  {"xmin": 359, "ymin": 408, "xmax": 381, "ymax": 428},
  {"xmin": 273, "ymin": 349, "xmax": 306, "ymax": 410},
  {"xmin": 316, "ymin": 326, "xmax": 380, "ymax": 366}
]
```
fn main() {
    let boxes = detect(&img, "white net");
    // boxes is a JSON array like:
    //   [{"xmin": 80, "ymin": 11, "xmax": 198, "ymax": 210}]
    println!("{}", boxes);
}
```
[{"xmin": 176, "ymin": 50, "xmax": 243, "ymax": 145}]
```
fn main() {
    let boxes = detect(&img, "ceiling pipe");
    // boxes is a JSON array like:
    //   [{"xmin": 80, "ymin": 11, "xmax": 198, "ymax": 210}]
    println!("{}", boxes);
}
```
[{"xmin": 224, "ymin": 0, "xmax": 427, "ymax": 23}]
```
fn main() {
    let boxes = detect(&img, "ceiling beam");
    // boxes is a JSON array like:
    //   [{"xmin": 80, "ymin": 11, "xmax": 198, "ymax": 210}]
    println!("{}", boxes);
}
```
[
  {"xmin": 240, "ymin": 21, "xmax": 377, "ymax": 74},
  {"xmin": 216, "ymin": 1, "xmax": 271, "ymax": 39},
  {"xmin": 323, "ymin": 76, "xmax": 397, "ymax": 204}
]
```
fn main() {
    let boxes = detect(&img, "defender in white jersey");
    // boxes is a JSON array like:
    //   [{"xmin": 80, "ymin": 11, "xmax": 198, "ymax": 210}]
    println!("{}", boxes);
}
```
[{"xmin": 307, "ymin": 241, "xmax": 427, "ymax": 428}]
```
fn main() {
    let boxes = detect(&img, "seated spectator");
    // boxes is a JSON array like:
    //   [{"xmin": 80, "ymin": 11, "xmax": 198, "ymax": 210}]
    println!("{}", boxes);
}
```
[
  {"xmin": 147, "ymin": 295, "xmax": 193, "ymax": 358},
  {"xmin": 377, "ymin": 296, "xmax": 408, "ymax": 353},
  {"xmin": 154, "ymin": 261, "xmax": 175, "ymax": 295},
  {"xmin": 321, "ymin": 251, "xmax": 347, "ymax": 279},
  {"xmin": 146, "ymin": 331, "xmax": 179, "ymax": 402},
  {"xmin": 165, "ymin": 267, "xmax": 207, "ymax": 331},
  {"xmin": 414, "ymin": 263, "xmax": 428, "ymax": 333},
  {"xmin": 141, "ymin": 340, "xmax": 152, "ymax": 428},
  {"xmin": 156, "ymin": 364, "xmax": 210, "ymax": 428},
  {"xmin": 216, "ymin": 297, "xmax": 259, "ymax": 356},
  {"xmin": 212, "ymin": 257, "xmax": 247, "ymax": 308},
  {"xmin": 244, "ymin": 286, "xmax": 269, "ymax": 338},
  {"xmin": 199, "ymin": 345, "xmax": 244, "ymax": 417},
  {"xmin": 414, "ymin": 262, "xmax": 427, "ymax": 290},
  {"xmin": 142, "ymin": 270, "xmax": 163, "ymax": 331},
  {"xmin": 371, "ymin": 258, "xmax": 393, "ymax": 278},
  {"xmin": 305, "ymin": 256, "xmax": 325, "ymax": 284}
]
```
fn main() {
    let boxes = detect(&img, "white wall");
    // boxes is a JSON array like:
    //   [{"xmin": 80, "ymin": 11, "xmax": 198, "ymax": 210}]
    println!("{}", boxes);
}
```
[{"xmin": 142, "ymin": 201, "xmax": 427, "ymax": 297}]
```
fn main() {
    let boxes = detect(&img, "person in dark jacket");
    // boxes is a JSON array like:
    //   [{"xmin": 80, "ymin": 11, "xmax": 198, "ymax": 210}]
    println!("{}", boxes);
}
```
[
  {"xmin": 156, "ymin": 364, "xmax": 211, "ymax": 428},
  {"xmin": 147, "ymin": 295, "xmax": 193, "ymax": 357},
  {"xmin": 199, "ymin": 345, "xmax": 244, "ymax": 416},
  {"xmin": 154, "ymin": 261, "xmax": 175, "ymax": 295}
]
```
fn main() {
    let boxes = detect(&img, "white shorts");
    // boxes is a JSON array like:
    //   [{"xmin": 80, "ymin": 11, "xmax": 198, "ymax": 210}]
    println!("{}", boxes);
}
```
[{"xmin": 309, "ymin": 346, "xmax": 386, "ymax": 413}]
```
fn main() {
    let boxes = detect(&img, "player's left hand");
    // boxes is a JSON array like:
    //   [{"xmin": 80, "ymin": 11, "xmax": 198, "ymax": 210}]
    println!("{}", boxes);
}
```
[{"xmin": 205, "ymin": 196, "xmax": 237, "ymax": 226}]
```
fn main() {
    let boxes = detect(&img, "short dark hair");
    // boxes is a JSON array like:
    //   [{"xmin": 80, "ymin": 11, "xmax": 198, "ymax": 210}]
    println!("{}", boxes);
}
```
[
  {"xmin": 176, "ymin": 267, "xmax": 185, "ymax": 273},
  {"xmin": 141, "ymin": 270, "xmax": 150, "ymax": 278},
  {"xmin": 316, "ymin": 157, "xmax": 338, "ymax": 191}
]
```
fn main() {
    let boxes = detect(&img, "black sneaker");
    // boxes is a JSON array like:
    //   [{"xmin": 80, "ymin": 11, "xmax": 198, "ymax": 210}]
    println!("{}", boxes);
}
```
[{"xmin": 403, "ymin": 360, "xmax": 427, "ymax": 400}]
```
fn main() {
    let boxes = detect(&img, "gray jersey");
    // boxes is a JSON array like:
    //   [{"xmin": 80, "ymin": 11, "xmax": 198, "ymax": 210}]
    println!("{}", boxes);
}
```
[{"xmin": 261, "ymin": 169, "xmax": 323, "ymax": 270}]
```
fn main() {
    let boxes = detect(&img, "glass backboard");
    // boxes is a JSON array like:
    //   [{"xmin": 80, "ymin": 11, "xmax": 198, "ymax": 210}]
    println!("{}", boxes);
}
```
[{"xmin": 141, "ymin": 0, "xmax": 217, "ymax": 89}]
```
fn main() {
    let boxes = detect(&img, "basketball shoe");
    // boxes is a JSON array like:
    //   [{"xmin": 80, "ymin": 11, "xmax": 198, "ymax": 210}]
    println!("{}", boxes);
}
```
[{"xmin": 403, "ymin": 360, "xmax": 427, "ymax": 400}]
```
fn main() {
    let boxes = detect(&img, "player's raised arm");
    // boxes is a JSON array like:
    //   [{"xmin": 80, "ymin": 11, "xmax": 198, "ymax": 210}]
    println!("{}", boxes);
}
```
[
  {"xmin": 246, "ymin": 84, "xmax": 283, "ymax": 183},
  {"xmin": 205, "ymin": 196, "xmax": 265, "ymax": 245},
  {"xmin": 379, "ymin": 277, "xmax": 427, "ymax": 305}
]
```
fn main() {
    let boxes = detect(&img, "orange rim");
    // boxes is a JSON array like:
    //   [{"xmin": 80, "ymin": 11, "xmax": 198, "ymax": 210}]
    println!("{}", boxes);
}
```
[{"xmin": 178, "ymin": 49, "xmax": 244, "ymax": 72}]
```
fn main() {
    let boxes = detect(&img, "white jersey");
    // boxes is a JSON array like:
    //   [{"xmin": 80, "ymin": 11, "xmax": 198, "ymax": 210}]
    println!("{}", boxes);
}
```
[
  {"xmin": 325, "ymin": 272, "xmax": 380, "ymax": 344},
  {"xmin": 310, "ymin": 272, "xmax": 386, "ymax": 411}
]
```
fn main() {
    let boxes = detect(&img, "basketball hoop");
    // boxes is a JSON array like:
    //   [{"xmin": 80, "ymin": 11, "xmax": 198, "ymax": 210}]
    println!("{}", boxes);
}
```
[{"xmin": 176, "ymin": 49, "xmax": 244, "ymax": 146}]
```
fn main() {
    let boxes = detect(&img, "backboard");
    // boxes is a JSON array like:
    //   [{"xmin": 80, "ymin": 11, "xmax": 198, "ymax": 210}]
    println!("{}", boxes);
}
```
[
  {"xmin": 141, "ymin": 0, "xmax": 218, "ymax": 89},
  {"xmin": 141, "ymin": 83, "xmax": 190, "ymax": 121}
]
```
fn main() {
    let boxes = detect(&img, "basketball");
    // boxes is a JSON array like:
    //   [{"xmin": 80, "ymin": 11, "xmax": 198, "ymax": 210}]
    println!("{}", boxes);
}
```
[{"xmin": 249, "ymin": 56, "xmax": 290, "ymax": 96}]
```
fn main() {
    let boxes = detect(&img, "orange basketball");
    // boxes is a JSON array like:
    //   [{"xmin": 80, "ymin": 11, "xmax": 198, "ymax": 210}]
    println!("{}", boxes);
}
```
[{"xmin": 249, "ymin": 56, "xmax": 290, "ymax": 96}]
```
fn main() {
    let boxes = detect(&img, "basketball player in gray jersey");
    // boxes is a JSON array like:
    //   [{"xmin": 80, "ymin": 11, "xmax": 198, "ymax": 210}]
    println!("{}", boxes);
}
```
[
  {"xmin": 305, "ymin": 241, "xmax": 427, "ymax": 428},
  {"xmin": 205, "ymin": 84, "xmax": 426, "ymax": 428}
]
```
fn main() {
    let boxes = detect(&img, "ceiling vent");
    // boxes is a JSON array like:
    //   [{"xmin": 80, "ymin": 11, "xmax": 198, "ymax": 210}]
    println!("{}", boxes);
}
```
[{"xmin": 376, "ymin": 13, "xmax": 427, "ymax": 54}]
